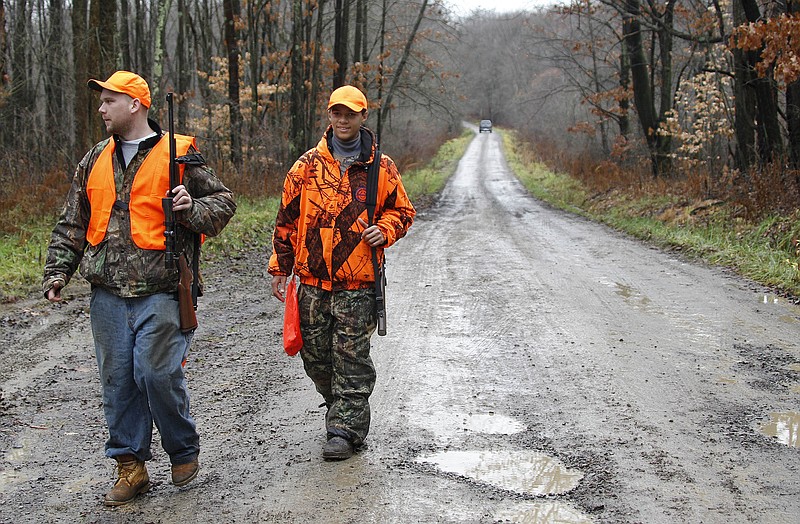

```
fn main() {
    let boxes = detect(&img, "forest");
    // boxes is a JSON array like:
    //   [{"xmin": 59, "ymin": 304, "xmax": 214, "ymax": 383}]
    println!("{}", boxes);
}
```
[{"xmin": 1, "ymin": 0, "xmax": 799, "ymax": 228}]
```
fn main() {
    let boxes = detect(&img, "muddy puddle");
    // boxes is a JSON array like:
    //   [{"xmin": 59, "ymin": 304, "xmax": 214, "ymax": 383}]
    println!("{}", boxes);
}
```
[
  {"xmin": 417, "ymin": 449, "xmax": 583, "ymax": 496},
  {"xmin": 493, "ymin": 500, "xmax": 594, "ymax": 524},
  {"xmin": 759, "ymin": 411, "xmax": 800, "ymax": 448}
]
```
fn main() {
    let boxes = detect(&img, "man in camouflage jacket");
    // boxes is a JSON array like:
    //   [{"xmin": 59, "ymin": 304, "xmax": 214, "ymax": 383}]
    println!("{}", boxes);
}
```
[{"xmin": 43, "ymin": 71, "xmax": 236, "ymax": 505}]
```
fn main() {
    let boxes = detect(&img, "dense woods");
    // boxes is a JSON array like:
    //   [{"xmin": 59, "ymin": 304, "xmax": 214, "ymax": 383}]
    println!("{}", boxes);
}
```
[{"xmin": 1, "ymin": 0, "xmax": 799, "ymax": 227}]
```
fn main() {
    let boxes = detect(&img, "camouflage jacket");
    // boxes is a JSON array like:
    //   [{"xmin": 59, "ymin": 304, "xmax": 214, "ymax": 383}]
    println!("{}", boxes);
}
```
[
  {"xmin": 43, "ymin": 120, "xmax": 236, "ymax": 298},
  {"xmin": 268, "ymin": 126, "xmax": 415, "ymax": 291}
]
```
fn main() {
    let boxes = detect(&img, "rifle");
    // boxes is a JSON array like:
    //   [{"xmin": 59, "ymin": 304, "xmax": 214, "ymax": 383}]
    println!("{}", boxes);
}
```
[
  {"xmin": 365, "ymin": 139, "xmax": 387, "ymax": 336},
  {"xmin": 163, "ymin": 92, "xmax": 198, "ymax": 333}
]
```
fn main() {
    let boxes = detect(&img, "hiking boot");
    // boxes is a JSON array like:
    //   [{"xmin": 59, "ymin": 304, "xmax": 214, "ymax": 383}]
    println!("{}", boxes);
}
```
[
  {"xmin": 104, "ymin": 455, "xmax": 150, "ymax": 506},
  {"xmin": 171, "ymin": 458, "xmax": 199, "ymax": 487},
  {"xmin": 323, "ymin": 436, "xmax": 354, "ymax": 461}
]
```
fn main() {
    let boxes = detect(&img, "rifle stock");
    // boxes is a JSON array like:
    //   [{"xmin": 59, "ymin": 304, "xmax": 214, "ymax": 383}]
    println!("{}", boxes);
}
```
[{"xmin": 177, "ymin": 254, "xmax": 198, "ymax": 332}]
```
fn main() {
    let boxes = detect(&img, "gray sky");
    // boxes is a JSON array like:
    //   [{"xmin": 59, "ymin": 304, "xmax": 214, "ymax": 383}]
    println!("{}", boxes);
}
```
[{"xmin": 447, "ymin": 0, "xmax": 558, "ymax": 16}]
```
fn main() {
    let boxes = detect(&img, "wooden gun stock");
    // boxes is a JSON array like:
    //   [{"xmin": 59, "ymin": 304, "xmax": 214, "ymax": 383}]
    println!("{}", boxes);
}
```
[{"xmin": 177, "ymin": 254, "xmax": 198, "ymax": 332}]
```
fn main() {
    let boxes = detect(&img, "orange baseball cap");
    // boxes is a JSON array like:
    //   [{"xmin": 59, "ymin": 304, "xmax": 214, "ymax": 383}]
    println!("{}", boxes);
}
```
[
  {"xmin": 87, "ymin": 70, "xmax": 152, "ymax": 108},
  {"xmin": 327, "ymin": 85, "xmax": 368, "ymax": 112}
]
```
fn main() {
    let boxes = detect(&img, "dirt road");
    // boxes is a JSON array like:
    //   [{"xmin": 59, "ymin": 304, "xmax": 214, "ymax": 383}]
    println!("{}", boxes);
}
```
[{"xmin": 2, "ymin": 128, "xmax": 800, "ymax": 523}]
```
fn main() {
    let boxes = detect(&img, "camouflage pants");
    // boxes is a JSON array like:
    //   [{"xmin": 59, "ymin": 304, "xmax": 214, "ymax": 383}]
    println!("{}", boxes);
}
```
[{"xmin": 297, "ymin": 284, "xmax": 376, "ymax": 446}]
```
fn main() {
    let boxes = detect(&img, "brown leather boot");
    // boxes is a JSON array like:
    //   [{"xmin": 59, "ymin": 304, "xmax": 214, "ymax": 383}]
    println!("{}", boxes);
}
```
[
  {"xmin": 171, "ymin": 458, "xmax": 199, "ymax": 487},
  {"xmin": 104, "ymin": 454, "xmax": 150, "ymax": 506}
]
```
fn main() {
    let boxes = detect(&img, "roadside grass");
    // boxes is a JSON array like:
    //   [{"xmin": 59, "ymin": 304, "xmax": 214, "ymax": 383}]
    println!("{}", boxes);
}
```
[
  {"xmin": 201, "ymin": 197, "xmax": 280, "ymax": 262},
  {"xmin": 0, "ymin": 215, "xmax": 56, "ymax": 302},
  {"xmin": 503, "ymin": 131, "xmax": 800, "ymax": 298},
  {"xmin": 0, "ymin": 130, "xmax": 473, "ymax": 302}
]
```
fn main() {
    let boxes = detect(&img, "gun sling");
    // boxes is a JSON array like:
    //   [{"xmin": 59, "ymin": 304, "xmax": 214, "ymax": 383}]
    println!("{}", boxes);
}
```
[{"xmin": 365, "ymin": 142, "xmax": 387, "ymax": 336}]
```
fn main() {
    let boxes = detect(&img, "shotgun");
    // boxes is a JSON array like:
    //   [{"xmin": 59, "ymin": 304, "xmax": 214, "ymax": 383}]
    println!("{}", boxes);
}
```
[
  {"xmin": 365, "ymin": 141, "xmax": 387, "ymax": 336},
  {"xmin": 163, "ymin": 92, "xmax": 198, "ymax": 333}
]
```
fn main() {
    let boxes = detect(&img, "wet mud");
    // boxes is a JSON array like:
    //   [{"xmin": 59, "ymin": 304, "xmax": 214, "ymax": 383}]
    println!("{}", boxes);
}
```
[{"xmin": 2, "ymin": 127, "xmax": 800, "ymax": 523}]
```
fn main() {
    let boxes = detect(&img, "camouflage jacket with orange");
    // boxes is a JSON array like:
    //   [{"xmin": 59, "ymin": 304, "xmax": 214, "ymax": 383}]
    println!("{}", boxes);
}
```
[
  {"xmin": 268, "ymin": 126, "xmax": 415, "ymax": 291},
  {"xmin": 43, "ymin": 120, "xmax": 237, "ymax": 298}
]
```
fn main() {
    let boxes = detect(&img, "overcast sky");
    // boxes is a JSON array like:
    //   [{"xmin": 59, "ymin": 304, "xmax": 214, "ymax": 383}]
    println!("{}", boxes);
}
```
[{"xmin": 447, "ymin": 0, "xmax": 560, "ymax": 16}]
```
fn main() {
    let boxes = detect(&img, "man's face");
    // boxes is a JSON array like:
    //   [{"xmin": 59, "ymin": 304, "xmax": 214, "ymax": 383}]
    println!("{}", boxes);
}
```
[
  {"xmin": 328, "ymin": 104, "xmax": 367, "ymax": 142},
  {"xmin": 98, "ymin": 89, "xmax": 136, "ymax": 136}
]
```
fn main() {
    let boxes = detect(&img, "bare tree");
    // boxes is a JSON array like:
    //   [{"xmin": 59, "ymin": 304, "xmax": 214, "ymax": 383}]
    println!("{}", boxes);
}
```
[
  {"xmin": 224, "ymin": 0, "xmax": 243, "ymax": 167},
  {"xmin": 289, "ymin": 0, "xmax": 307, "ymax": 162},
  {"xmin": 333, "ymin": 0, "xmax": 350, "ymax": 88}
]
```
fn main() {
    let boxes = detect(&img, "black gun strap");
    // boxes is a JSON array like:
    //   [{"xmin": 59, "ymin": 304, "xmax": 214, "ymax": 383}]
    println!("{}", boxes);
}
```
[
  {"xmin": 365, "ymin": 148, "xmax": 380, "ymax": 224},
  {"xmin": 365, "ymin": 147, "xmax": 382, "ymax": 274}
]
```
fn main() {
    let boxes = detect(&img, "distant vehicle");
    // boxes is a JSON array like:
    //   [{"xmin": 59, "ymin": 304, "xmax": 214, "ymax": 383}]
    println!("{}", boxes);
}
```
[{"xmin": 479, "ymin": 119, "xmax": 493, "ymax": 133}]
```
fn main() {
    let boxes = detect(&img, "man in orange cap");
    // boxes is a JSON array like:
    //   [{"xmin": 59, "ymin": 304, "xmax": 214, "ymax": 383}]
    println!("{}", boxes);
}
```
[
  {"xmin": 269, "ymin": 85, "xmax": 415, "ymax": 460},
  {"xmin": 43, "ymin": 71, "xmax": 236, "ymax": 505}
]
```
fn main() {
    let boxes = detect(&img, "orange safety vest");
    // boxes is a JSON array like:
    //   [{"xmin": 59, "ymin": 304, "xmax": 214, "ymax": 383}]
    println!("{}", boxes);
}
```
[{"xmin": 85, "ymin": 134, "xmax": 195, "ymax": 248}]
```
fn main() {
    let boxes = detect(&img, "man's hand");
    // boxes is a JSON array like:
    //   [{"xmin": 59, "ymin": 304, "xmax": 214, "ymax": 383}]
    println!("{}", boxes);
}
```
[
  {"xmin": 169, "ymin": 184, "xmax": 193, "ymax": 212},
  {"xmin": 358, "ymin": 218, "xmax": 385, "ymax": 247},
  {"xmin": 46, "ymin": 281, "xmax": 64, "ymax": 303},
  {"xmin": 271, "ymin": 275, "xmax": 288, "ymax": 302}
]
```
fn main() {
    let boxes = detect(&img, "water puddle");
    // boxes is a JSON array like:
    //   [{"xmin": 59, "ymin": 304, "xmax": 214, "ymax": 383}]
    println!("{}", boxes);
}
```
[
  {"xmin": 614, "ymin": 283, "xmax": 651, "ymax": 310},
  {"xmin": 759, "ymin": 411, "xmax": 800, "ymax": 448},
  {"xmin": 494, "ymin": 500, "xmax": 594, "ymax": 523},
  {"xmin": 418, "ymin": 450, "xmax": 583, "ymax": 496},
  {"xmin": 761, "ymin": 294, "xmax": 800, "ymax": 323}
]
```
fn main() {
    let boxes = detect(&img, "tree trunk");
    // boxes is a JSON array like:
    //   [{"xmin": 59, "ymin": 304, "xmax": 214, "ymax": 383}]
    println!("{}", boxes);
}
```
[
  {"xmin": 737, "ymin": 0, "xmax": 784, "ymax": 163},
  {"xmin": 732, "ymin": 0, "xmax": 756, "ymax": 170},
  {"xmin": 376, "ymin": 0, "xmax": 386, "ymax": 137},
  {"xmin": 119, "ymin": 0, "xmax": 131, "ymax": 69},
  {"xmin": 786, "ymin": 1, "xmax": 800, "ymax": 167},
  {"xmin": 378, "ymin": 0, "xmax": 429, "ymax": 129},
  {"xmin": 0, "ymin": 0, "xmax": 6, "ymax": 94},
  {"xmin": 224, "ymin": 0, "xmax": 243, "ymax": 167},
  {"xmin": 618, "ymin": 36, "xmax": 631, "ymax": 139},
  {"xmin": 45, "ymin": 0, "xmax": 69, "ymax": 154},
  {"xmin": 353, "ymin": 0, "xmax": 364, "ymax": 64},
  {"xmin": 308, "ymin": 0, "xmax": 326, "ymax": 150},
  {"xmin": 333, "ymin": 0, "xmax": 350, "ymax": 88},
  {"xmin": 152, "ymin": 0, "xmax": 171, "ymax": 112},
  {"xmin": 72, "ymin": 0, "xmax": 91, "ymax": 155},
  {"xmin": 289, "ymin": 0, "xmax": 306, "ymax": 163},
  {"xmin": 87, "ymin": 0, "xmax": 116, "ymax": 144},
  {"xmin": 176, "ymin": 0, "xmax": 188, "ymax": 128},
  {"xmin": 621, "ymin": 0, "xmax": 672, "ymax": 176}
]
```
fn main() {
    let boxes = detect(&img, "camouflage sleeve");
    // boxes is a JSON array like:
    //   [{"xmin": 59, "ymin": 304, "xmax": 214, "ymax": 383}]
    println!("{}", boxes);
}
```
[
  {"xmin": 179, "ymin": 157, "xmax": 237, "ymax": 237},
  {"xmin": 42, "ymin": 154, "xmax": 92, "ymax": 296},
  {"xmin": 376, "ymin": 155, "xmax": 415, "ymax": 248},
  {"xmin": 268, "ymin": 158, "xmax": 305, "ymax": 276}
]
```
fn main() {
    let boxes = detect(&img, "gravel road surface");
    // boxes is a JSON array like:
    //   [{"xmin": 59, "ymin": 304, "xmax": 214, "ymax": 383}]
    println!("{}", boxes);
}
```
[{"xmin": 2, "ymin": 128, "xmax": 799, "ymax": 523}]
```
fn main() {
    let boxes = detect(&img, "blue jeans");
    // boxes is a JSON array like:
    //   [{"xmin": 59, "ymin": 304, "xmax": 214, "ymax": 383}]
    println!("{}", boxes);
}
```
[{"xmin": 90, "ymin": 287, "xmax": 199, "ymax": 465}]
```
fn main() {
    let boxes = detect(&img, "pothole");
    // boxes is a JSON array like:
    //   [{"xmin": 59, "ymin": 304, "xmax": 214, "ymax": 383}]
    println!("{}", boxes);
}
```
[
  {"xmin": 759, "ymin": 411, "xmax": 800, "ymax": 448},
  {"xmin": 494, "ymin": 500, "xmax": 594, "ymax": 523},
  {"xmin": 417, "ymin": 450, "xmax": 583, "ymax": 496}
]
